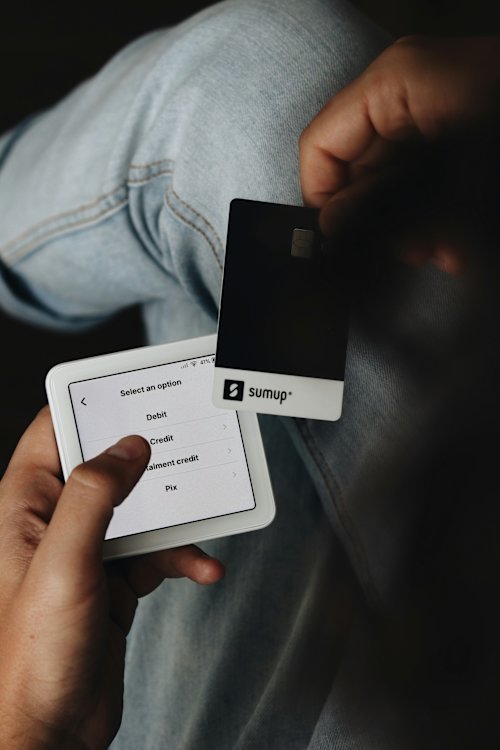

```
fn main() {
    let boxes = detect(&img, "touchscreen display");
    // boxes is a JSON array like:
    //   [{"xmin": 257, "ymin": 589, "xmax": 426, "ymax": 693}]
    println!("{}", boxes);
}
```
[{"xmin": 68, "ymin": 355, "xmax": 255, "ymax": 540}]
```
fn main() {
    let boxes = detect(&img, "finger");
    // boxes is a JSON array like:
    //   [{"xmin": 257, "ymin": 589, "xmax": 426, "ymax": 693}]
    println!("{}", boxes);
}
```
[
  {"xmin": 4, "ymin": 406, "xmax": 62, "ymax": 478},
  {"xmin": 399, "ymin": 240, "xmax": 465, "ymax": 276},
  {"xmin": 105, "ymin": 546, "xmax": 224, "ymax": 637},
  {"xmin": 300, "ymin": 84, "xmax": 366, "ymax": 207},
  {"xmin": 300, "ymin": 44, "xmax": 420, "ymax": 207},
  {"xmin": 121, "ymin": 545, "xmax": 225, "ymax": 598},
  {"xmin": 318, "ymin": 170, "xmax": 388, "ymax": 237},
  {"xmin": 0, "ymin": 407, "xmax": 63, "ymax": 600},
  {"xmin": 325, "ymin": 183, "xmax": 466, "ymax": 278},
  {"xmin": 28, "ymin": 435, "xmax": 150, "ymax": 601},
  {"xmin": 430, "ymin": 242, "xmax": 466, "ymax": 276}
]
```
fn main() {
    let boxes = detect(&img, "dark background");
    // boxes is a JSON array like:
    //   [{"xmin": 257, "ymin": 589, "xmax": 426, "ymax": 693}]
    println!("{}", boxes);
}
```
[
  {"xmin": 0, "ymin": 1, "xmax": 212, "ymax": 472},
  {"xmin": 1, "ymin": 0, "xmax": 499, "ymax": 472}
]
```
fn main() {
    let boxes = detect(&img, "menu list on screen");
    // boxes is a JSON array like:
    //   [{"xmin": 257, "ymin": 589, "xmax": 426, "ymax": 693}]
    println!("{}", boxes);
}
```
[{"xmin": 68, "ymin": 356, "xmax": 255, "ymax": 540}]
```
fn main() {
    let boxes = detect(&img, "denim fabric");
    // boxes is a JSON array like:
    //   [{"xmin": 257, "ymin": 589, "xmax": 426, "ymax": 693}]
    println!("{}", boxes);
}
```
[{"xmin": 0, "ymin": 1, "xmax": 452, "ymax": 746}]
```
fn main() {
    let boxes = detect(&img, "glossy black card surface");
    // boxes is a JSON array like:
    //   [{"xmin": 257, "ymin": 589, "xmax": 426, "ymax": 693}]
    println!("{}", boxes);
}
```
[{"xmin": 215, "ymin": 199, "xmax": 349, "ymax": 381}]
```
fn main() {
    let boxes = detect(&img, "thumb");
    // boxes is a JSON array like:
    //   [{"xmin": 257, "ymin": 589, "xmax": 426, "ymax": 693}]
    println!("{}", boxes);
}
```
[{"xmin": 32, "ymin": 435, "xmax": 150, "ymax": 579}]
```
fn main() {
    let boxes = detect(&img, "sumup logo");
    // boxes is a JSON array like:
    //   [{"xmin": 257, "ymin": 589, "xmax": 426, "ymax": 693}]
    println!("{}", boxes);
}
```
[
  {"xmin": 223, "ymin": 379, "xmax": 245, "ymax": 401},
  {"xmin": 223, "ymin": 379, "xmax": 292, "ymax": 406}
]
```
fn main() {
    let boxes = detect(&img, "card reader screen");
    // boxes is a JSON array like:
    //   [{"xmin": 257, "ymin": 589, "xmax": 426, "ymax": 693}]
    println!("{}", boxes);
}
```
[{"xmin": 69, "ymin": 356, "xmax": 255, "ymax": 540}]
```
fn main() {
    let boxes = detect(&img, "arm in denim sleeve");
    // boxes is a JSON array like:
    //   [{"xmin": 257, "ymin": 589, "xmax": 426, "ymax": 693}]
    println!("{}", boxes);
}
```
[
  {"xmin": 0, "ymin": 29, "xmax": 191, "ymax": 331},
  {"xmin": 0, "ymin": 0, "xmax": 388, "ymax": 333}
]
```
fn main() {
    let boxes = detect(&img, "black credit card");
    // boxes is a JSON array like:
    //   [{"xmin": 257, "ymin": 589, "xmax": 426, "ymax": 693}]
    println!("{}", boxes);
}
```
[{"xmin": 213, "ymin": 199, "xmax": 349, "ymax": 420}]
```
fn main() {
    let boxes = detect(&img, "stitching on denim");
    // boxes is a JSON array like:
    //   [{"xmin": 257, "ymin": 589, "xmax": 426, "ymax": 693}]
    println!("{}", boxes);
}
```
[
  {"xmin": 3, "ymin": 200, "xmax": 128, "ymax": 264},
  {"xmin": 128, "ymin": 168, "xmax": 174, "ymax": 185},
  {"xmin": 0, "ymin": 186, "xmax": 126, "ymax": 259},
  {"xmin": 0, "ymin": 155, "xmax": 224, "ymax": 276},
  {"xmin": 129, "ymin": 159, "xmax": 175, "ymax": 169},
  {"xmin": 1, "ymin": 161, "xmax": 177, "ymax": 261},
  {"xmin": 164, "ymin": 189, "xmax": 223, "ymax": 272},
  {"xmin": 296, "ymin": 419, "xmax": 380, "ymax": 605},
  {"xmin": 170, "ymin": 186, "xmax": 224, "ymax": 257}
]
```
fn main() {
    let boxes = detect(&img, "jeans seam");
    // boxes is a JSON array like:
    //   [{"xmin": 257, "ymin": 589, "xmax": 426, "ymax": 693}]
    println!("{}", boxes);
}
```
[
  {"xmin": 171, "ymin": 186, "xmax": 224, "ymax": 252},
  {"xmin": 0, "ymin": 186, "xmax": 127, "ymax": 263},
  {"xmin": 0, "ymin": 150, "xmax": 223, "ymax": 266},
  {"xmin": 130, "ymin": 159, "xmax": 175, "ymax": 169},
  {"xmin": 164, "ymin": 185, "xmax": 223, "ymax": 271},
  {"xmin": 297, "ymin": 419, "xmax": 380, "ymax": 606},
  {"xmin": 0, "ymin": 159, "xmax": 178, "ymax": 264},
  {"xmin": 128, "ymin": 168, "xmax": 174, "ymax": 185}
]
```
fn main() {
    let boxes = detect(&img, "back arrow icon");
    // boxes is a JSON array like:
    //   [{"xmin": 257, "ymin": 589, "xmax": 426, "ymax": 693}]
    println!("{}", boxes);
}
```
[{"xmin": 81, "ymin": 398, "xmax": 87, "ymax": 406}]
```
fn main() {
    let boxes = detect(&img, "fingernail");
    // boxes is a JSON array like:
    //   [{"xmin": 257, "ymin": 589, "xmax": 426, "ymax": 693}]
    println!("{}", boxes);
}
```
[
  {"xmin": 106, "ymin": 436, "xmax": 146, "ymax": 461},
  {"xmin": 432, "ymin": 243, "xmax": 464, "ymax": 276}
]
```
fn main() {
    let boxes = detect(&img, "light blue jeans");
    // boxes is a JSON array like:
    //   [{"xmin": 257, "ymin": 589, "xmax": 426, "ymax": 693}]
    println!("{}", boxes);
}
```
[{"xmin": 0, "ymin": 1, "xmax": 457, "ymax": 746}]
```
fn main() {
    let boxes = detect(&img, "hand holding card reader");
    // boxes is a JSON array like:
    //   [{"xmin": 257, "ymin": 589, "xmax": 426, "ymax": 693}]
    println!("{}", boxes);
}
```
[
  {"xmin": 46, "ymin": 335, "xmax": 275, "ymax": 560},
  {"xmin": 213, "ymin": 200, "xmax": 349, "ymax": 420}
]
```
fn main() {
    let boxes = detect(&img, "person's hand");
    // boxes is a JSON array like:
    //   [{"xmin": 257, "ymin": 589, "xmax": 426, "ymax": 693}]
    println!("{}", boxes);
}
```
[
  {"xmin": 300, "ymin": 36, "xmax": 500, "ymax": 274},
  {"xmin": 0, "ymin": 407, "xmax": 224, "ymax": 750}
]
